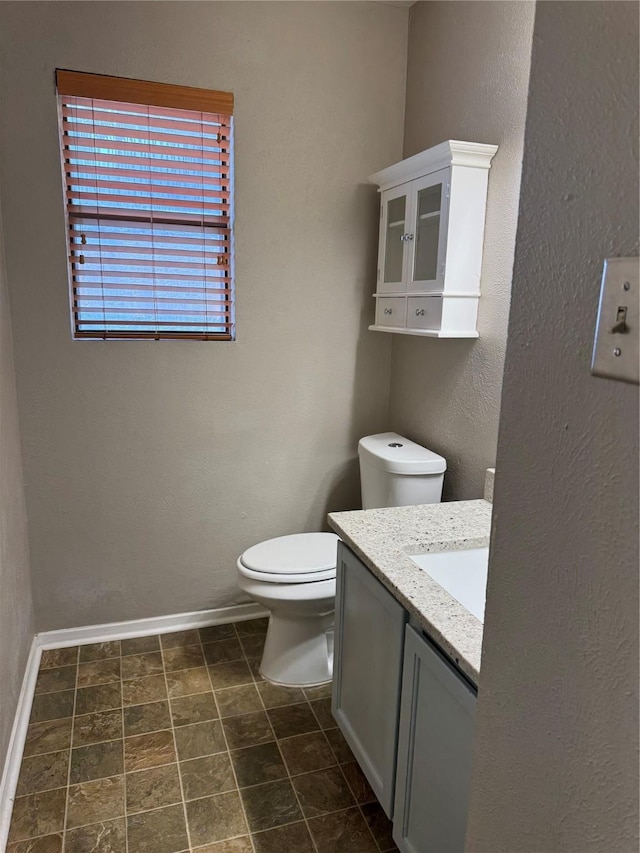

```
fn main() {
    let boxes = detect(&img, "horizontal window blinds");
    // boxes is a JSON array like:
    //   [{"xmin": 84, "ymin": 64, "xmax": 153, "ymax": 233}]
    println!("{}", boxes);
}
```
[{"xmin": 57, "ymin": 70, "xmax": 234, "ymax": 340}]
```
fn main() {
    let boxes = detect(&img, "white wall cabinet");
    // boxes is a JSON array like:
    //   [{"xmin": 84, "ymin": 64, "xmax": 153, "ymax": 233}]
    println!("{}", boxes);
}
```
[
  {"xmin": 331, "ymin": 542, "xmax": 407, "ymax": 817},
  {"xmin": 393, "ymin": 625, "xmax": 477, "ymax": 853},
  {"xmin": 332, "ymin": 543, "xmax": 478, "ymax": 850},
  {"xmin": 369, "ymin": 140, "xmax": 497, "ymax": 338}
]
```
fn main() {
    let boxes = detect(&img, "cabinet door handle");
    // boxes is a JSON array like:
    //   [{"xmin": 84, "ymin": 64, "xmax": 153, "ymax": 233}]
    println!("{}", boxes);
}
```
[
  {"xmin": 384, "ymin": 308, "xmax": 393, "ymax": 315},
  {"xmin": 406, "ymin": 233, "xmax": 414, "ymax": 241},
  {"xmin": 415, "ymin": 308, "xmax": 425, "ymax": 317}
]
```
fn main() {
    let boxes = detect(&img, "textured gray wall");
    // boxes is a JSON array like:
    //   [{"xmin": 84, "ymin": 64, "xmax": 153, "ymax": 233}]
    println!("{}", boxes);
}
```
[
  {"xmin": 390, "ymin": 0, "xmax": 535, "ymax": 500},
  {"xmin": 0, "ymin": 1, "xmax": 408, "ymax": 631},
  {"xmin": 467, "ymin": 3, "xmax": 639, "ymax": 850},
  {"xmin": 0, "ymin": 130, "xmax": 34, "ymax": 768}
]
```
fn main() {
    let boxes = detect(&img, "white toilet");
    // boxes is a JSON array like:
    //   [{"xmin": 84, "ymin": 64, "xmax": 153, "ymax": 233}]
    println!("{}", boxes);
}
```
[{"xmin": 236, "ymin": 432, "xmax": 446, "ymax": 687}]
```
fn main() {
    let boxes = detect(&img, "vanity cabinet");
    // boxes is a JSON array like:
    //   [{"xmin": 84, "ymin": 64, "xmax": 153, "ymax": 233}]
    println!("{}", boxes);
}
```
[
  {"xmin": 332, "ymin": 542, "xmax": 407, "ymax": 817},
  {"xmin": 332, "ymin": 543, "xmax": 478, "ymax": 851},
  {"xmin": 393, "ymin": 626, "xmax": 477, "ymax": 853},
  {"xmin": 369, "ymin": 140, "xmax": 498, "ymax": 338}
]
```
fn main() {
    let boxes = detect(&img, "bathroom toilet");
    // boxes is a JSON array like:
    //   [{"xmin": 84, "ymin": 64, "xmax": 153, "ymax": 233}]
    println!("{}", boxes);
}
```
[{"xmin": 236, "ymin": 432, "xmax": 446, "ymax": 687}]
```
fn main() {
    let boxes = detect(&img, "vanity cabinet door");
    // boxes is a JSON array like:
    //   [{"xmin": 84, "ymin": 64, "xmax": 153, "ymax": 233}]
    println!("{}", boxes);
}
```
[
  {"xmin": 393, "ymin": 626, "xmax": 477, "ymax": 853},
  {"xmin": 332, "ymin": 542, "xmax": 407, "ymax": 817}
]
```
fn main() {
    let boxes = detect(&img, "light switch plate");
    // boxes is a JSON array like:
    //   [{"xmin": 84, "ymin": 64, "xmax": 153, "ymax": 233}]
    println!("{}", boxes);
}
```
[{"xmin": 591, "ymin": 257, "xmax": 639, "ymax": 385}]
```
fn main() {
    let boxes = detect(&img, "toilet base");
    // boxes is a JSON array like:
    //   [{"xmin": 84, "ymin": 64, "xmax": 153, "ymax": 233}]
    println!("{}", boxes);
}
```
[{"xmin": 259, "ymin": 610, "xmax": 334, "ymax": 687}]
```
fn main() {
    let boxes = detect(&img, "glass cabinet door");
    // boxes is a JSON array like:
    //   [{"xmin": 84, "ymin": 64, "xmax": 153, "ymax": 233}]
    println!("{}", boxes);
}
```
[
  {"xmin": 379, "ymin": 186, "xmax": 409, "ymax": 292},
  {"xmin": 410, "ymin": 168, "xmax": 449, "ymax": 291}
]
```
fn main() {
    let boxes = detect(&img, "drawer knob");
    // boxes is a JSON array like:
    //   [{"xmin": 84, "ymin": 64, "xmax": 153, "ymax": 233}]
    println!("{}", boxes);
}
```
[
  {"xmin": 384, "ymin": 308, "xmax": 393, "ymax": 315},
  {"xmin": 415, "ymin": 308, "xmax": 425, "ymax": 317}
]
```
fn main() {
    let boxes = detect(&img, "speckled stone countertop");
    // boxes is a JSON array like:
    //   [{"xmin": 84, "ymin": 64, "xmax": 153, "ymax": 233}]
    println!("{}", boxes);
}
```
[{"xmin": 328, "ymin": 500, "xmax": 492, "ymax": 684}]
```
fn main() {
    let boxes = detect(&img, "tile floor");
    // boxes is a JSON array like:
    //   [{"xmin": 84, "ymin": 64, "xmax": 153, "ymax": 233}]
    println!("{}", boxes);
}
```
[{"xmin": 8, "ymin": 618, "xmax": 398, "ymax": 853}]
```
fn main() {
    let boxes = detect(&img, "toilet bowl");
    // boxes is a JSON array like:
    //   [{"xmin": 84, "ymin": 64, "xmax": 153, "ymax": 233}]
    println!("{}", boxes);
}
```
[{"xmin": 236, "ymin": 532, "xmax": 339, "ymax": 687}]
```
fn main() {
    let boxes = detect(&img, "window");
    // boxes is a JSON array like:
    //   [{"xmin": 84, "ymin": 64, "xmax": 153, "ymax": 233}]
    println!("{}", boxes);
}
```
[{"xmin": 56, "ymin": 70, "xmax": 234, "ymax": 340}]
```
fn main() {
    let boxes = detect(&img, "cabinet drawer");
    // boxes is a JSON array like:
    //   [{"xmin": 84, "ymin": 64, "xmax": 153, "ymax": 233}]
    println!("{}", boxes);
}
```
[
  {"xmin": 376, "ymin": 297, "xmax": 407, "ymax": 328},
  {"xmin": 407, "ymin": 296, "xmax": 443, "ymax": 331}
]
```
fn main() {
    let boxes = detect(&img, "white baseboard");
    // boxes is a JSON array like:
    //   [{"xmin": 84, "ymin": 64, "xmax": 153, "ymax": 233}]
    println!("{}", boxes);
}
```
[
  {"xmin": 0, "ymin": 637, "xmax": 41, "ymax": 852},
  {"xmin": 0, "ymin": 602, "xmax": 269, "ymax": 849},
  {"xmin": 37, "ymin": 602, "xmax": 269, "ymax": 650}
]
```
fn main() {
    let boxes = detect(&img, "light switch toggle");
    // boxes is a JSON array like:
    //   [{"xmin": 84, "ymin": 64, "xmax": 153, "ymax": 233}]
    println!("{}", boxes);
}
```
[{"xmin": 611, "ymin": 306, "xmax": 628, "ymax": 334}]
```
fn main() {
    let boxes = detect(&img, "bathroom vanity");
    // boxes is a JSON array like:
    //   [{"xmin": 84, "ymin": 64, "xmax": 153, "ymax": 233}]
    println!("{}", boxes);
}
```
[{"xmin": 328, "ymin": 497, "xmax": 492, "ymax": 853}]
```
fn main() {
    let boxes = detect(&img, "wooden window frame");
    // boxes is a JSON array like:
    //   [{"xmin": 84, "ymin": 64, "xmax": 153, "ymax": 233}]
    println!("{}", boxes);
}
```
[{"xmin": 56, "ymin": 70, "xmax": 235, "ymax": 341}]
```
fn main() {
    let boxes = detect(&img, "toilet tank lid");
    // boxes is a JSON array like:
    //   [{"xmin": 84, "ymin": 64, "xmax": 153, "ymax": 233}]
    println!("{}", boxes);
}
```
[
  {"xmin": 358, "ymin": 433, "xmax": 446, "ymax": 475},
  {"xmin": 241, "ymin": 532, "xmax": 340, "ymax": 574}
]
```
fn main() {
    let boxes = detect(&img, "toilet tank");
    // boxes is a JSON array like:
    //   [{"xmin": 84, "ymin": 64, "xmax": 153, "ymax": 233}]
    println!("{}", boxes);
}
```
[{"xmin": 358, "ymin": 432, "xmax": 446, "ymax": 510}]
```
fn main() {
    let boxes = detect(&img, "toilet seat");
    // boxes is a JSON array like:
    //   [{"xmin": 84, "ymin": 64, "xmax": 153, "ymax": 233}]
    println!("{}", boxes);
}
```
[{"xmin": 238, "ymin": 532, "xmax": 339, "ymax": 585}]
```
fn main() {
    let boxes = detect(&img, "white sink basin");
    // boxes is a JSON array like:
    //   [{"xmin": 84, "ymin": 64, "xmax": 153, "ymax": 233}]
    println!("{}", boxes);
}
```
[{"xmin": 410, "ymin": 547, "xmax": 489, "ymax": 622}]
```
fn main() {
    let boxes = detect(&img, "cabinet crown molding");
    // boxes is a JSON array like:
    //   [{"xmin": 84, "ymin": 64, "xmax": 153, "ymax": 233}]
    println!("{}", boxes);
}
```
[{"xmin": 369, "ymin": 140, "xmax": 498, "ymax": 191}]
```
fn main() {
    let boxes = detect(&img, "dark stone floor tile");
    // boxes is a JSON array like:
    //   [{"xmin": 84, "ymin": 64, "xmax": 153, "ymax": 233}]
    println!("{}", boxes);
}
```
[
  {"xmin": 65, "ymin": 817, "xmax": 125, "ymax": 852},
  {"xmin": 29, "ymin": 691, "xmax": 74, "ymax": 724},
  {"xmin": 235, "ymin": 618, "xmax": 269, "ymax": 636},
  {"xmin": 292, "ymin": 766, "xmax": 356, "ymax": 818},
  {"xmin": 230, "ymin": 742, "xmax": 286, "ymax": 788},
  {"xmin": 257, "ymin": 681, "xmax": 305, "ymax": 709},
  {"xmin": 180, "ymin": 753, "xmax": 236, "ymax": 800},
  {"xmin": 163, "ymin": 644, "xmax": 205, "ymax": 672},
  {"xmin": 73, "ymin": 710, "xmax": 123, "ymax": 747},
  {"xmin": 278, "ymin": 730, "xmax": 336, "ymax": 776},
  {"xmin": 77, "ymin": 657, "xmax": 121, "ymax": 688},
  {"xmin": 360, "ymin": 802, "xmax": 397, "ymax": 851},
  {"xmin": 240, "ymin": 778, "xmax": 302, "ymax": 832},
  {"xmin": 128, "ymin": 804, "xmax": 188, "ymax": 853},
  {"xmin": 202, "ymin": 638, "xmax": 244, "ymax": 666},
  {"xmin": 23, "ymin": 718, "xmax": 72, "ymax": 757},
  {"xmin": 16, "ymin": 750, "xmax": 69, "ymax": 796},
  {"xmin": 170, "ymin": 693, "xmax": 219, "ymax": 727},
  {"xmin": 304, "ymin": 682, "xmax": 333, "ymax": 700},
  {"xmin": 341, "ymin": 761, "xmax": 376, "ymax": 805},
  {"xmin": 325, "ymin": 727, "xmax": 354, "ymax": 764},
  {"xmin": 238, "ymin": 635, "xmax": 265, "ymax": 659},
  {"xmin": 207, "ymin": 660, "xmax": 253, "ymax": 690},
  {"xmin": 66, "ymin": 775, "xmax": 125, "ymax": 829},
  {"xmin": 121, "ymin": 651, "xmax": 164, "ymax": 680},
  {"xmin": 122, "ymin": 674, "xmax": 167, "ymax": 706},
  {"xmin": 121, "ymin": 635, "xmax": 161, "ymax": 656},
  {"xmin": 307, "ymin": 807, "xmax": 379, "ymax": 853},
  {"xmin": 310, "ymin": 697, "xmax": 336, "ymax": 730},
  {"xmin": 123, "ymin": 700, "xmax": 171, "ymax": 737},
  {"xmin": 8, "ymin": 788, "xmax": 66, "ymax": 842},
  {"xmin": 215, "ymin": 684, "xmax": 262, "ymax": 718},
  {"xmin": 186, "ymin": 791, "xmax": 247, "ymax": 846},
  {"xmin": 124, "ymin": 730, "xmax": 176, "ymax": 772},
  {"xmin": 166, "ymin": 667, "xmax": 211, "ymax": 698},
  {"xmin": 79, "ymin": 641, "xmax": 121, "ymax": 662},
  {"xmin": 252, "ymin": 821, "xmax": 315, "ymax": 853},
  {"xmin": 75, "ymin": 682, "xmax": 122, "ymax": 716},
  {"xmin": 7, "ymin": 834, "xmax": 63, "ymax": 852},
  {"xmin": 40, "ymin": 647, "xmax": 78, "ymax": 669},
  {"xmin": 222, "ymin": 711, "xmax": 274, "ymax": 750},
  {"xmin": 174, "ymin": 719, "xmax": 226, "ymax": 761},
  {"xmin": 126, "ymin": 763, "xmax": 182, "ymax": 814},
  {"xmin": 267, "ymin": 702, "xmax": 319, "ymax": 738},
  {"xmin": 70, "ymin": 740, "xmax": 123, "ymax": 784},
  {"xmin": 35, "ymin": 665, "xmax": 76, "ymax": 695},
  {"xmin": 198, "ymin": 623, "xmax": 236, "ymax": 643},
  {"xmin": 160, "ymin": 629, "xmax": 200, "ymax": 649}
]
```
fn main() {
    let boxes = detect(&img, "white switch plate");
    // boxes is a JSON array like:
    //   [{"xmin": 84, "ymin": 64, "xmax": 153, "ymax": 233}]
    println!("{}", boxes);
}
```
[{"xmin": 591, "ymin": 257, "xmax": 639, "ymax": 385}]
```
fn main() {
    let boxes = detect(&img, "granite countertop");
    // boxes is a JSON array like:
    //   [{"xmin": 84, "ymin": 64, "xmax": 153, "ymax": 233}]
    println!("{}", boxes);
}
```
[{"xmin": 328, "ymin": 499, "xmax": 492, "ymax": 684}]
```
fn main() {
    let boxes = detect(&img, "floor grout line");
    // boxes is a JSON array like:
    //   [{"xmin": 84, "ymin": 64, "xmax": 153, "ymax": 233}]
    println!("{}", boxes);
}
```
[
  {"xmin": 60, "ymin": 645, "xmax": 80, "ymax": 853},
  {"xmin": 159, "ymin": 641, "xmax": 197, "ymax": 853},
  {"xmin": 200, "ymin": 623, "xmax": 257, "ymax": 853}
]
